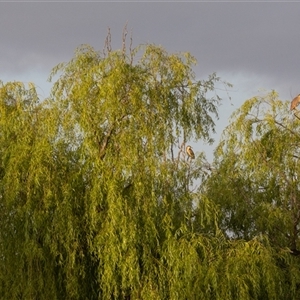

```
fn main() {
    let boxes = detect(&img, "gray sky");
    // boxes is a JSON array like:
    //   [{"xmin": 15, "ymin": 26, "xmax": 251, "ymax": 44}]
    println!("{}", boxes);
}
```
[{"xmin": 1, "ymin": 1, "xmax": 300, "ymax": 160}]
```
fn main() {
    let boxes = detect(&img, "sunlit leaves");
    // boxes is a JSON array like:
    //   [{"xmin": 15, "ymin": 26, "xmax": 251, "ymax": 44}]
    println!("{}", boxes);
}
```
[
  {"xmin": 203, "ymin": 91, "xmax": 300, "ymax": 298},
  {"xmin": 1, "ymin": 42, "xmax": 298, "ymax": 299}
]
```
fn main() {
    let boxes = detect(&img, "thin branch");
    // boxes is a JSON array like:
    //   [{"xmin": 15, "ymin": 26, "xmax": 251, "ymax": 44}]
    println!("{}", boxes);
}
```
[
  {"xmin": 294, "ymin": 111, "xmax": 300, "ymax": 121},
  {"xmin": 129, "ymin": 28, "xmax": 133, "ymax": 65},
  {"xmin": 248, "ymin": 114, "xmax": 300, "ymax": 139},
  {"xmin": 122, "ymin": 22, "xmax": 128, "ymax": 56},
  {"xmin": 98, "ymin": 113, "xmax": 130, "ymax": 160},
  {"xmin": 171, "ymin": 144, "xmax": 174, "ymax": 162},
  {"xmin": 103, "ymin": 27, "xmax": 112, "ymax": 56},
  {"xmin": 99, "ymin": 126, "xmax": 114, "ymax": 160},
  {"xmin": 274, "ymin": 120, "xmax": 300, "ymax": 139}
]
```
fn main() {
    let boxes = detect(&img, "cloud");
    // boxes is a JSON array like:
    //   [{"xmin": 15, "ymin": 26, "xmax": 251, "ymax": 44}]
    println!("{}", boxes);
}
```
[{"xmin": 1, "ymin": 3, "xmax": 299, "ymax": 81}]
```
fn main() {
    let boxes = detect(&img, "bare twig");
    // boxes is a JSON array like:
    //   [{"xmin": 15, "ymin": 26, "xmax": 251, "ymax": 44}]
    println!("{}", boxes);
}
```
[
  {"xmin": 293, "ymin": 111, "xmax": 300, "ymax": 121},
  {"xmin": 122, "ymin": 22, "xmax": 128, "ymax": 56},
  {"xmin": 103, "ymin": 27, "xmax": 112, "ymax": 56},
  {"xmin": 129, "ymin": 28, "xmax": 133, "ymax": 65}
]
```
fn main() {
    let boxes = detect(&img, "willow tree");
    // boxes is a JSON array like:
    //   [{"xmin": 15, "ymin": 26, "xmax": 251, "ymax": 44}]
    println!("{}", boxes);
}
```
[
  {"xmin": 46, "ymin": 40, "xmax": 225, "ymax": 299},
  {"xmin": 203, "ymin": 91, "xmax": 300, "ymax": 298},
  {"xmin": 0, "ymin": 37, "xmax": 292, "ymax": 299}
]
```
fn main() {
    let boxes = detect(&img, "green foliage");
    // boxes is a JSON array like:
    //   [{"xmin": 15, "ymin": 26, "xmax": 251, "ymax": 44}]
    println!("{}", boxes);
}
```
[
  {"xmin": 203, "ymin": 91, "xmax": 300, "ymax": 299},
  {"xmin": 0, "ymin": 42, "xmax": 298, "ymax": 299}
]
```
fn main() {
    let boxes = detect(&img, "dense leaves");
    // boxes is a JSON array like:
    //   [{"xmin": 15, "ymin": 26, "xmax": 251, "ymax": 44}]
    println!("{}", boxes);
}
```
[
  {"xmin": 203, "ymin": 91, "xmax": 300, "ymax": 298},
  {"xmin": 0, "ymin": 41, "xmax": 299, "ymax": 299}
]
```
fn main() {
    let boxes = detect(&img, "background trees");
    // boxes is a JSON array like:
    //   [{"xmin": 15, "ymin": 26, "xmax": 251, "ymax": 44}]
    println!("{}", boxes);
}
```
[
  {"xmin": 203, "ymin": 91, "xmax": 300, "ymax": 296},
  {"xmin": 205, "ymin": 91, "xmax": 300, "ymax": 247},
  {"xmin": 0, "ymin": 37, "xmax": 299, "ymax": 299}
]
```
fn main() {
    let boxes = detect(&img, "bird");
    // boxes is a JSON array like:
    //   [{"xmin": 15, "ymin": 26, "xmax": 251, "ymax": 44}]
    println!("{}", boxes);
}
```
[
  {"xmin": 186, "ymin": 145, "xmax": 195, "ymax": 159},
  {"xmin": 290, "ymin": 94, "xmax": 300, "ymax": 111}
]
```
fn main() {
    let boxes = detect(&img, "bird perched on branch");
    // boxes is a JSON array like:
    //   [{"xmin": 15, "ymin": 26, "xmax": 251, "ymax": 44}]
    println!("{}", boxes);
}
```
[
  {"xmin": 290, "ymin": 94, "xmax": 300, "ymax": 111},
  {"xmin": 186, "ymin": 145, "xmax": 195, "ymax": 159}
]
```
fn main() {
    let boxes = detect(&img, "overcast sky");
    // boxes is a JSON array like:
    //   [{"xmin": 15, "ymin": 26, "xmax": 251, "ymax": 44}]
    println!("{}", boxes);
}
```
[{"xmin": 1, "ymin": 1, "xmax": 300, "ymax": 160}]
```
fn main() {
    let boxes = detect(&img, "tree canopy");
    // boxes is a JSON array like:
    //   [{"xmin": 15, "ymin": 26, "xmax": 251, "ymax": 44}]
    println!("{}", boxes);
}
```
[
  {"xmin": 0, "ymin": 36, "xmax": 299, "ymax": 299},
  {"xmin": 203, "ymin": 91, "xmax": 300, "ymax": 297}
]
